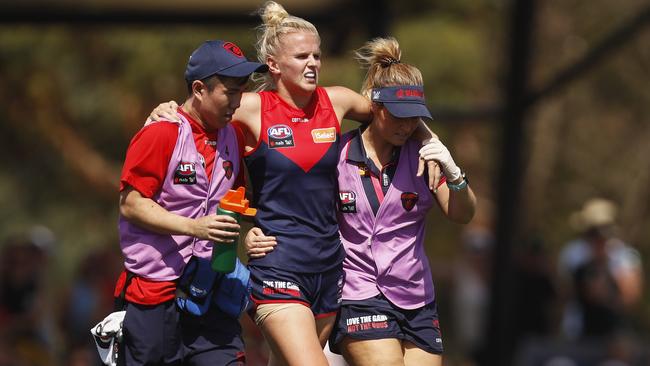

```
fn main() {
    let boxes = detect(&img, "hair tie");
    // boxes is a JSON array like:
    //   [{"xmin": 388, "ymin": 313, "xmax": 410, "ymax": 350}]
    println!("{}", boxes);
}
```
[{"xmin": 381, "ymin": 59, "xmax": 401, "ymax": 68}]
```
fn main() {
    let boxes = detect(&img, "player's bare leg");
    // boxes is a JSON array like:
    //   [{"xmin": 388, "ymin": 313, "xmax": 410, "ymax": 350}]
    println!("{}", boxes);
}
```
[
  {"xmin": 260, "ymin": 304, "xmax": 329, "ymax": 366},
  {"xmin": 403, "ymin": 341, "xmax": 441, "ymax": 366},
  {"xmin": 341, "ymin": 338, "xmax": 405, "ymax": 366}
]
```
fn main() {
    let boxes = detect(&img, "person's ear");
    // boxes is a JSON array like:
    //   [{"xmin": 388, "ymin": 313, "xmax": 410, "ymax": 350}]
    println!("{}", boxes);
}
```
[
  {"xmin": 192, "ymin": 80, "xmax": 206, "ymax": 100},
  {"xmin": 267, "ymin": 56, "xmax": 280, "ymax": 75},
  {"xmin": 370, "ymin": 102, "xmax": 383, "ymax": 116}
]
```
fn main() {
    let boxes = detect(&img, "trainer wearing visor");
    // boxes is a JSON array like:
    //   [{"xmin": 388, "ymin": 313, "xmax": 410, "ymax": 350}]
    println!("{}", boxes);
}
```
[
  {"xmin": 114, "ymin": 40, "xmax": 266, "ymax": 366},
  {"xmin": 328, "ymin": 37, "xmax": 477, "ymax": 366}
]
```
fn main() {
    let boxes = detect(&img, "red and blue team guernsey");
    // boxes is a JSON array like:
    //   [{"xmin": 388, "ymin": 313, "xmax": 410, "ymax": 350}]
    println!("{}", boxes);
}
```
[{"xmin": 245, "ymin": 87, "xmax": 345, "ymax": 273}]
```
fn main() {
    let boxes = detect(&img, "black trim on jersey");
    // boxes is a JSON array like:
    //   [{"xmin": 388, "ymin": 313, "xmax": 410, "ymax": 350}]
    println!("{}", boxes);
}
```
[{"xmin": 345, "ymin": 127, "xmax": 400, "ymax": 215}]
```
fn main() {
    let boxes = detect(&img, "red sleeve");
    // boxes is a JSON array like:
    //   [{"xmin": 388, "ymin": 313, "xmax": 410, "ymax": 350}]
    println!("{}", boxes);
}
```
[
  {"xmin": 120, "ymin": 123, "xmax": 179, "ymax": 198},
  {"xmin": 437, "ymin": 175, "xmax": 447, "ymax": 189},
  {"xmin": 232, "ymin": 122, "xmax": 247, "ymax": 189},
  {"xmin": 422, "ymin": 170, "xmax": 447, "ymax": 190}
]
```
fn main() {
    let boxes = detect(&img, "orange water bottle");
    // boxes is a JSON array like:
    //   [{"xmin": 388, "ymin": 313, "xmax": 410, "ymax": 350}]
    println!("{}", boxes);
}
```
[{"xmin": 212, "ymin": 187, "xmax": 257, "ymax": 273}]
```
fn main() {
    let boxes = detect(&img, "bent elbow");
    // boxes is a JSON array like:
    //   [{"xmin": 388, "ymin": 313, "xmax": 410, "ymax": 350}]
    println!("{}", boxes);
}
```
[
  {"xmin": 119, "ymin": 201, "xmax": 134, "ymax": 220},
  {"xmin": 119, "ymin": 190, "xmax": 137, "ymax": 220},
  {"xmin": 119, "ymin": 204, "xmax": 130, "ymax": 219}
]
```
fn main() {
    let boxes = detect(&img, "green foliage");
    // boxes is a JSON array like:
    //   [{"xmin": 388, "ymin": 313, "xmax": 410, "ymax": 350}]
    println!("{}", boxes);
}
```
[{"xmin": 396, "ymin": 16, "xmax": 488, "ymax": 106}]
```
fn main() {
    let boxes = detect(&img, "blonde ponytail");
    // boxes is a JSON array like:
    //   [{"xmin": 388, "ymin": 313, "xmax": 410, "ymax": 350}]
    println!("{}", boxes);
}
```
[{"xmin": 354, "ymin": 37, "xmax": 423, "ymax": 99}]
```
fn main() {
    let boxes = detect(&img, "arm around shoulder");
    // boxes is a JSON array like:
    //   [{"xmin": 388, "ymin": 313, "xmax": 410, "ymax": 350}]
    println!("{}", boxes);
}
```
[
  {"xmin": 413, "ymin": 119, "xmax": 436, "ymax": 142},
  {"xmin": 232, "ymin": 92, "xmax": 262, "ymax": 134},
  {"xmin": 325, "ymin": 86, "xmax": 372, "ymax": 125}
]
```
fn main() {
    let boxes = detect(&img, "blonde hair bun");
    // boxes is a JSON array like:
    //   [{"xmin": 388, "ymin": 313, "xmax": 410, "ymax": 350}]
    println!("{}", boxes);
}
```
[{"xmin": 259, "ymin": 1, "xmax": 289, "ymax": 27}]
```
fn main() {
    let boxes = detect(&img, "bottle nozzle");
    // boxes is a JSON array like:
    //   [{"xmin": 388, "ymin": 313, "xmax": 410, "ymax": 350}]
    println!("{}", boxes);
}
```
[{"xmin": 219, "ymin": 187, "xmax": 257, "ymax": 216}]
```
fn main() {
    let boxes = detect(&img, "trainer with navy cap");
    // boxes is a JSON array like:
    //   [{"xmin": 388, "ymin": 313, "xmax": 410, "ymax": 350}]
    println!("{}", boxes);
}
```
[{"xmin": 113, "ymin": 39, "xmax": 266, "ymax": 366}]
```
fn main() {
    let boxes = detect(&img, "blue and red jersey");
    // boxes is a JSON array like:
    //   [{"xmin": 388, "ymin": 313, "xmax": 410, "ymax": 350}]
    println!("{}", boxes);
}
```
[{"xmin": 243, "ymin": 87, "xmax": 345, "ymax": 273}]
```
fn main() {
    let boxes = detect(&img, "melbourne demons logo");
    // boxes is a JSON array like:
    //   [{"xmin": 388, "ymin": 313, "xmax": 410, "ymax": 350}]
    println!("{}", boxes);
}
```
[
  {"xmin": 339, "ymin": 191, "xmax": 357, "ymax": 213},
  {"xmin": 267, "ymin": 124, "xmax": 295, "ymax": 148},
  {"xmin": 223, "ymin": 160, "xmax": 233, "ymax": 179},
  {"xmin": 400, "ymin": 192, "xmax": 418, "ymax": 211},
  {"xmin": 222, "ymin": 42, "xmax": 244, "ymax": 58},
  {"xmin": 174, "ymin": 162, "xmax": 197, "ymax": 185}
]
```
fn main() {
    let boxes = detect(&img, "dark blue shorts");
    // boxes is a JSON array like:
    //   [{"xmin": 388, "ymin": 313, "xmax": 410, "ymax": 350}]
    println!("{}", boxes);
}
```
[
  {"xmin": 119, "ymin": 300, "xmax": 245, "ymax": 366},
  {"xmin": 329, "ymin": 294, "xmax": 444, "ymax": 355},
  {"xmin": 248, "ymin": 264, "xmax": 344, "ymax": 318}
]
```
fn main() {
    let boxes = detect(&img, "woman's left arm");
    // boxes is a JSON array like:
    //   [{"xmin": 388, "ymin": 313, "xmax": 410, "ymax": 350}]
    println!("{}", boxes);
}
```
[
  {"xmin": 421, "ymin": 139, "xmax": 477, "ymax": 223},
  {"xmin": 434, "ymin": 180, "xmax": 477, "ymax": 224},
  {"xmin": 325, "ymin": 86, "xmax": 372, "ymax": 125}
]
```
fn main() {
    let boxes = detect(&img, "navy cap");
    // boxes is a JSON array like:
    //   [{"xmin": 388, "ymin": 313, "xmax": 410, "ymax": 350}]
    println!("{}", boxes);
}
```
[
  {"xmin": 184, "ymin": 40, "xmax": 268, "ymax": 82},
  {"xmin": 371, "ymin": 85, "xmax": 432, "ymax": 120}
]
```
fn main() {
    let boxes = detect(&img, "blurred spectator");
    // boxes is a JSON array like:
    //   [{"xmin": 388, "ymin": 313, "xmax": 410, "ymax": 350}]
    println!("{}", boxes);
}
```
[
  {"xmin": 0, "ymin": 227, "xmax": 58, "ymax": 365},
  {"xmin": 514, "ymin": 334, "xmax": 648, "ymax": 366},
  {"xmin": 66, "ymin": 346, "xmax": 97, "ymax": 366},
  {"xmin": 58, "ymin": 246, "xmax": 122, "ymax": 366},
  {"xmin": 451, "ymin": 226, "xmax": 493, "ymax": 365},
  {"xmin": 557, "ymin": 198, "xmax": 643, "ymax": 340},
  {"xmin": 512, "ymin": 234, "xmax": 557, "ymax": 338}
]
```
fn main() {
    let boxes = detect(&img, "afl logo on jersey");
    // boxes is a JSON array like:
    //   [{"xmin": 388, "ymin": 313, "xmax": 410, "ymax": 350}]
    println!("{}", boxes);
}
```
[
  {"xmin": 174, "ymin": 162, "xmax": 197, "ymax": 185},
  {"xmin": 339, "ymin": 191, "xmax": 357, "ymax": 213},
  {"xmin": 223, "ymin": 42, "xmax": 244, "ymax": 58},
  {"xmin": 268, "ymin": 124, "xmax": 295, "ymax": 148},
  {"xmin": 401, "ymin": 192, "xmax": 418, "ymax": 212}
]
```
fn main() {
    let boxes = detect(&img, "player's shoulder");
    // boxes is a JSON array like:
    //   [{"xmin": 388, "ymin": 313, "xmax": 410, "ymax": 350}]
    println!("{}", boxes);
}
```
[
  {"xmin": 324, "ymin": 85, "xmax": 356, "ymax": 99},
  {"xmin": 143, "ymin": 120, "xmax": 180, "ymax": 132}
]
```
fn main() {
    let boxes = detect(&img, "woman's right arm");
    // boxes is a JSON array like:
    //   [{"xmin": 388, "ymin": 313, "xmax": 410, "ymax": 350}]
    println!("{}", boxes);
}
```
[
  {"xmin": 244, "ymin": 227, "xmax": 277, "ymax": 259},
  {"xmin": 144, "ymin": 92, "xmax": 262, "ymax": 150},
  {"xmin": 147, "ymin": 101, "xmax": 180, "ymax": 124},
  {"xmin": 231, "ymin": 92, "xmax": 263, "ymax": 152}
]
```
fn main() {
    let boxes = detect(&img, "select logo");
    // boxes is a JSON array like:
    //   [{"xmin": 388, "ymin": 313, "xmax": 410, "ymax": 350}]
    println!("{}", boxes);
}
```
[{"xmin": 311, "ymin": 127, "xmax": 337, "ymax": 143}]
